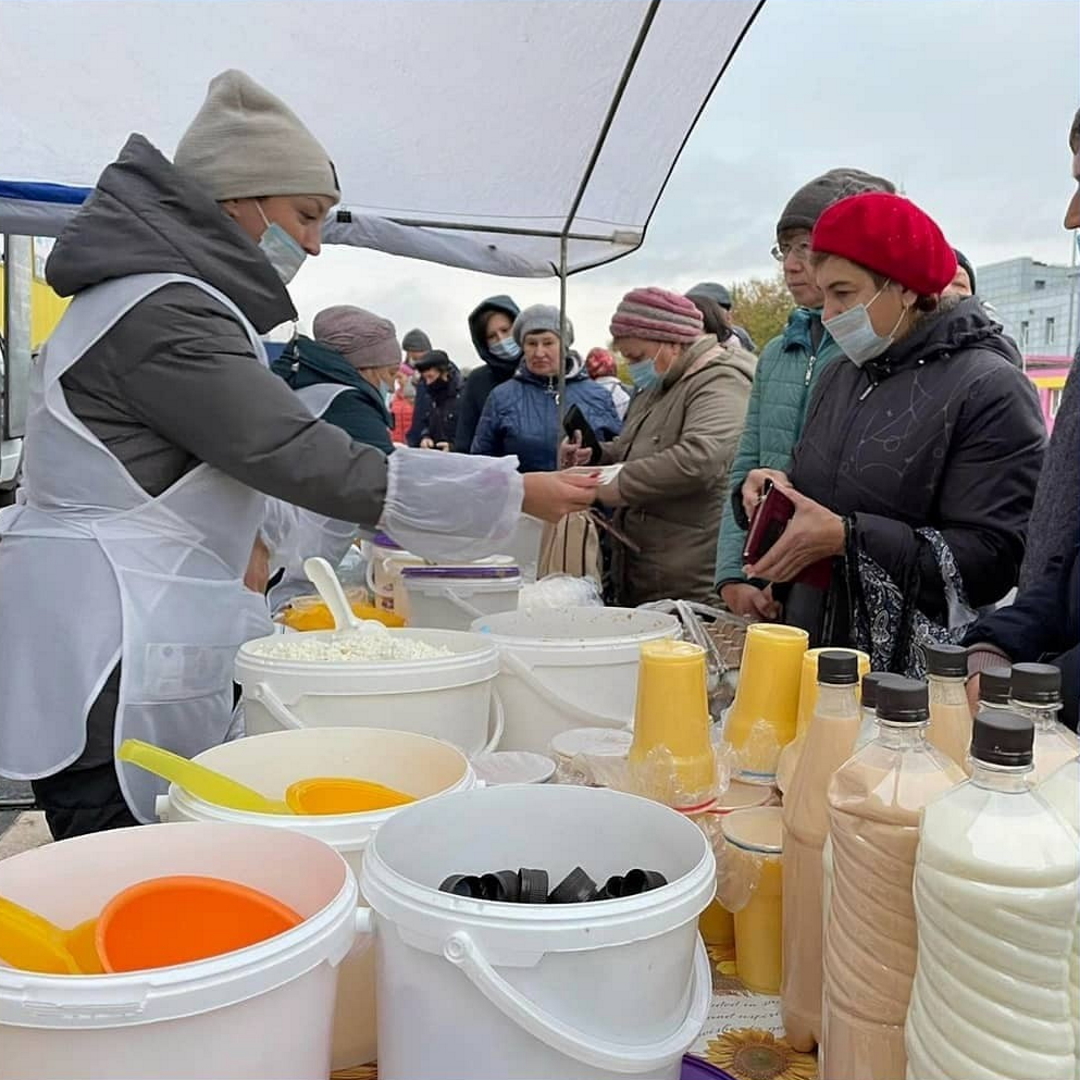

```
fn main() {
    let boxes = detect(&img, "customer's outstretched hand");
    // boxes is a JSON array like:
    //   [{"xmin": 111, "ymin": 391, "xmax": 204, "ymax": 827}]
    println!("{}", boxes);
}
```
[{"xmin": 523, "ymin": 470, "xmax": 599, "ymax": 522}]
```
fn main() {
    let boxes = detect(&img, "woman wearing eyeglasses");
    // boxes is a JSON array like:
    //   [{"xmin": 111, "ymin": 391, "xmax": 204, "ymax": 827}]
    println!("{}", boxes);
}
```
[{"xmin": 714, "ymin": 168, "xmax": 895, "ymax": 622}]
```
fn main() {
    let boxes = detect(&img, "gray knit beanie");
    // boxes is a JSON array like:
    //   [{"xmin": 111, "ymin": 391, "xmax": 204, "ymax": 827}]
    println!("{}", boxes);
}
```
[
  {"xmin": 401, "ymin": 328, "xmax": 433, "ymax": 353},
  {"xmin": 174, "ymin": 70, "xmax": 340, "ymax": 202},
  {"xmin": 687, "ymin": 282, "xmax": 733, "ymax": 309},
  {"xmin": 776, "ymin": 168, "xmax": 895, "ymax": 238},
  {"xmin": 512, "ymin": 305, "xmax": 575, "ymax": 347},
  {"xmin": 313, "ymin": 305, "xmax": 400, "ymax": 370}
]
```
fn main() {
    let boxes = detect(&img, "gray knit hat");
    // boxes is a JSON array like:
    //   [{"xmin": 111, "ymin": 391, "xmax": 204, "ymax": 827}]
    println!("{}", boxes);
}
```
[
  {"xmin": 174, "ymin": 70, "xmax": 340, "ymax": 202},
  {"xmin": 687, "ymin": 282, "xmax": 733, "ymax": 309},
  {"xmin": 401, "ymin": 328, "xmax": 433, "ymax": 353},
  {"xmin": 512, "ymin": 305, "xmax": 575, "ymax": 346},
  {"xmin": 776, "ymin": 168, "xmax": 895, "ymax": 238},
  {"xmin": 313, "ymin": 305, "xmax": 400, "ymax": 370}
]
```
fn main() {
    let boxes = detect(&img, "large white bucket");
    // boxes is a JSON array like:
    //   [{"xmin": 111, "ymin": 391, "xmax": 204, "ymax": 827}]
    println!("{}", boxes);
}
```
[
  {"xmin": 360, "ymin": 784, "xmax": 715, "ymax": 1080},
  {"xmin": 401, "ymin": 565, "xmax": 522, "ymax": 631},
  {"xmin": 160, "ymin": 728, "xmax": 475, "ymax": 1070},
  {"xmin": 0, "ymin": 822, "xmax": 359, "ymax": 1080},
  {"xmin": 472, "ymin": 608, "xmax": 681, "ymax": 753},
  {"xmin": 235, "ymin": 627, "xmax": 501, "ymax": 756}
]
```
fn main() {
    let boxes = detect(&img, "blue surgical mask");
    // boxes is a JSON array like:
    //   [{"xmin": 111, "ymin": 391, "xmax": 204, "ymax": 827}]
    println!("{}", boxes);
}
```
[
  {"xmin": 823, "ymin": 282, "xmax": 906, "ymax": 368},
  {"xmin": 628, "ymin": 357, "xmax": 659, "ymax": 391},
  {"xmin": 257, "ymin": 202, "xmax": 307, "ymax": 285},
  {"xmin": 489, "ymin": 337, "xmax": 522, "ymax": 362}
]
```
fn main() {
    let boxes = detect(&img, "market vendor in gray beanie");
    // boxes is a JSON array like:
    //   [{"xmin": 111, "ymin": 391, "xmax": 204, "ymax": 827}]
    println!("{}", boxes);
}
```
[{"xmin": 512, "ymin": 304, "xmax": 575, "ymax": 347}]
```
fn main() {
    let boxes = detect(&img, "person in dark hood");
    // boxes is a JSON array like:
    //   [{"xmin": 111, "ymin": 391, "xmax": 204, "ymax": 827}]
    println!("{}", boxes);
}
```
[
  {"xmin": 456, "ymin": 295, "xmax": 521, "ymax": 452},
  {"xmin": 0, "ymin": 70, "xmax": 598, "ymax": 840},
  {"xmin": 273, "ymin": 304, "xmax": 397, "ymax": 454},
  {"xmin": 946, "ymin": 249, "xmax": 977, "ymax": 298},
  {"xmin": 472, "ymin": 305, "xmax": 622, "ymax": 472},
  {"xmin": 414, "ymin": 350, "xmax": 462, "ymax": 451},
  {"xmin": 686, "ymin": 282, "xmax": 757, "ymax": 353},
  {"xmin": 740, "ymin": 192, "xmax": 1045, "ymax": 676}
]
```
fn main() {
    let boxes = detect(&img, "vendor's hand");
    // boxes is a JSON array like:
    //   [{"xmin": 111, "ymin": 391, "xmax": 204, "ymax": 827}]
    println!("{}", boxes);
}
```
[
  {"xmin": 522, "ymin": 470, "xmax": 599, "ymax": 522},
  {"xmin": 720, "ymin": 582, "xmax": 781, "ymax": 621},
  {"xmin": 559, "ymin": 432, "xmax": 594, "ymax": 470},
  {"xmin": 244, "ymin": 536, "xmax": 271, "ymax": 595},
  {"xmin": 742, "ymin": 468, "xmax": 791, "ymax": 520},
  {"xmin": 743, "ymin": 487, "xmax": 845, "ymax": 583},
  {"xmin": 420, "ymin": 437, "xmax": 435, "ymax": 450}
]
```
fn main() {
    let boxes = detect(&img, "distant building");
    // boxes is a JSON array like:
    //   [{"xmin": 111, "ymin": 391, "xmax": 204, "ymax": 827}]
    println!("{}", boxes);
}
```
[{"xmin": 977, "ymin": 256, "xmax": 1079, "ymax": 434}]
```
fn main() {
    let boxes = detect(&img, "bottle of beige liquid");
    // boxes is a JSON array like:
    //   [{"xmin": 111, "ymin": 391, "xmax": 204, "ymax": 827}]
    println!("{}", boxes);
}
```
[
  {"xmin": 977, "ymin": 665, "xmax": 1012, "ymax": 714},
  {"xmin": 781, "ymin": 650, "xmax": 861, "ymax": 1053},
  {"xmin": 1009, "ymin": 662, "xmax": 1079, "ymax": 782},
  {"xmin": 906, "ymin": 712, "xmax": 1080, "ymax": 1080},
  {"xmin": 924, "ymin": 643, "xmax": 972, "ymax": 771},
  {"xmin": 821, "ymin": 677, "xmax": 963, "ymax": 1080}
]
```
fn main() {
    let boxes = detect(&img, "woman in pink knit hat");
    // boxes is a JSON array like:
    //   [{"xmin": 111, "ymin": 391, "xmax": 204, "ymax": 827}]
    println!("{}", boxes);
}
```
[{"xmin": 572, "ymin": 286, "xmax": 757, "ymax": 605}]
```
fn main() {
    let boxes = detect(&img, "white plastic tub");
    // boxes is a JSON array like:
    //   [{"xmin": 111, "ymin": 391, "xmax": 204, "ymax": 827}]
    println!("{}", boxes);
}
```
[
  {"xmin": 401, "ymin": 565, "xmax": 522, "ymax": 631},
  {"xmin": 472, "ymin": 607, "xmax": 680, "ymax": 753},
  {"xmin": 360, "ymin": 784, "xmax": 715, "ymax": 1080},
  {"xmin": 160, "ymin": 728, "xmax": 475, "ymax": 1070},
  {"xmin": 236, "ymin": 627, "xmax": 501, "ymax": 756},
  {"xmin": 0, "ymin": 822, "xmax": 359, "ymax": 1080}
]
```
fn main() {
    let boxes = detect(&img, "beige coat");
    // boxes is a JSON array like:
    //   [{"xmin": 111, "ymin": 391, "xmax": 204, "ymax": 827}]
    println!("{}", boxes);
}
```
[{"xmin": 601, "ymin": 335, "xmax": 756, "ymax": 606}]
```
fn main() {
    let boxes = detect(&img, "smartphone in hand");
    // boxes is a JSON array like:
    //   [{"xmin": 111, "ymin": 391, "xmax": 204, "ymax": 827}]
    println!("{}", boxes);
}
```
[{"xmin": 562, "ymin": 404, "xmax": 602, "ymax": 465}]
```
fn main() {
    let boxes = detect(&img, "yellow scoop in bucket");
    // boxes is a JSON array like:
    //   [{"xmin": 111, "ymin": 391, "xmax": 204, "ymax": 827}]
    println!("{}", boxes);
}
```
[
  {"xmin": 0, "ymin": 895, "xmax": 103, "ymax": 975},
  {"xmin": 118, "ymin": 740, "xmax": 415, "ymax": 816}
]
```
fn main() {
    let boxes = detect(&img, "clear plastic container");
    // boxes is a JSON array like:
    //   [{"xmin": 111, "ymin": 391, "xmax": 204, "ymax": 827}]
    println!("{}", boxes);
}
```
[
  {"xmin": 924, "ymin": 643, "xmax": 972, "ymax": 771},
  {"xmin": 1010, "ymin": 662, "xmax": 1080, "ymax": 782}
]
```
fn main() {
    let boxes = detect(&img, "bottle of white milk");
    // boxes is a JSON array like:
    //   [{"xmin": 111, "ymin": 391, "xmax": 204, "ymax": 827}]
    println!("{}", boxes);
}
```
[
  {"xmin": 1009, "ymin": 662, "xmax": 1079, "ymax": 782},
  {"xmin": 906, "ymin": 711, "xmax": 1080, "ymax": 1080}
]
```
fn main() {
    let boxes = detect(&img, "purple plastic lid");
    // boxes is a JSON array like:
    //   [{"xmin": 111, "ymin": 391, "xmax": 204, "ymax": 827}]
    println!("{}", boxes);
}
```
[
  {"xmin": 400, "ymin": 565, "xmax": 520, "ymax": 581},
  {"xmin": 371, "ymin": 531, "xmax": 402, "ymax": 550},
  {"xmin": 681, "ymin": 1056, "xmax": 734, "ymax": 1080}
]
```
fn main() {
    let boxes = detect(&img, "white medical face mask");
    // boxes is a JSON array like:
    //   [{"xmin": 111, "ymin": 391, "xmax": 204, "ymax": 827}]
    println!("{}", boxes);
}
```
[
  {"xmin": 256, "ymin": 202, "xmax": 307, "ymax": 285},
  {"xmin": 823, "ymin": 282, "xmax": 907, "ymax": 367}
]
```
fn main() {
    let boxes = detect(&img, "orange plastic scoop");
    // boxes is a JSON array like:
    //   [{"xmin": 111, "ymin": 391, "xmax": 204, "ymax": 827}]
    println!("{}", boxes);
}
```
[
  {"xmin": 96, "ymin": 876, "xmax": 303, "ymax": 973},
  {"xmin": 284, "ymin": 777, "xmax": 416, "ymax": 815}
]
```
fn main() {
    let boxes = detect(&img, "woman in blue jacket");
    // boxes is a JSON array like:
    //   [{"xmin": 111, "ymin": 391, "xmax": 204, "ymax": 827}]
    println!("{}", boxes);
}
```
[{"xmin": 471, "ymin": 305, "xmax": 621, "ymax": 472}]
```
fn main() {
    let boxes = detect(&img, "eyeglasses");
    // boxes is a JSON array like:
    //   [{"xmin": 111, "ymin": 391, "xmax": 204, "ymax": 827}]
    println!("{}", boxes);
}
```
[{"xmin": 771, "ymin": 239, "xmax": 813, "ymax": 263}]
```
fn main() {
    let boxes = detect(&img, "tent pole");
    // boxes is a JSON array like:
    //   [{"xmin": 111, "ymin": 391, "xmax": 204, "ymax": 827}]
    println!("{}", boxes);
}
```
[{"xmin": 557, "ymin": 233, "xmax": 569, "ymax": 446}]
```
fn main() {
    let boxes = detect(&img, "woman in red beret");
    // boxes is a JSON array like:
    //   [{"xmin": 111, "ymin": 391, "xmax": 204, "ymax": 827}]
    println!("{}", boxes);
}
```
[{"xmin": 738, "ymin": 192, "xmax": 1046, "ymax": 675}]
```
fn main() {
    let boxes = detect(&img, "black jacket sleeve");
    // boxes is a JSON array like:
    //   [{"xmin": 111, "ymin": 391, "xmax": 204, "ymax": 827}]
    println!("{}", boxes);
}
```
[
  {"xmin": 455, "ymin": 369, "xmax": 489, "ymax": 454},
  {"xmin": 322, "ymin": 392, "xmax": 394, "ymax": 455}
]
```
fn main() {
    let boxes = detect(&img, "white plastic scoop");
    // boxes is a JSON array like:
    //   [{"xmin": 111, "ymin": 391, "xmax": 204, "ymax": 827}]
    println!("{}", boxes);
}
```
[{"xmin": 303, "ymin": 557, "xmax": 387, "ymax": 635}]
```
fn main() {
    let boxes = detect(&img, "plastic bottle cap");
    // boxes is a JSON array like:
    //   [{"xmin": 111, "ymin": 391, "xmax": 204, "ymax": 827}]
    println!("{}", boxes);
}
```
[
  {"xmin": 439, "ymin": 874, "xmax": 485, "ymax": 898},
  {"xmin": 548, "ymin": 867, "xmax": 598, "ymax": 904},
  {"xmin": 621, "ymin": 868, "xmax": 668, "ymax": 895},
  {"xmin": 817, "ymin": 650, "xmax": 859, "ymax": 685},
  {"xmin": 480, "ymin": 871, "xmax": 521, "ymax": 903},
  {"xmin": 875, "ymin": 676, "xmax": 930, "ymax": 724},
  {"xmin": 518, "ymin": 869, "xmax": 549, "ymax": 904},
  {"xmin": 978, "ymin": 666, "xmax": 1012, "ymax": 706},
  {"xmin": 924, "ymin": 643, "xmax": 969, "ymax": 678},
  {"xmin": 970, "ymin": 710, "xmax": 1034, "ymax": 767},
  {"xmin": 1009, "ymin": 662, "xmax": 1061, "ymax": 705},
  {"xmin": 598, "ymin": 875, "xmax": 626, "ymax": 900},
  {"xmin": 861, "ymin": 671, "xmax": 890, "ymax": 710}
]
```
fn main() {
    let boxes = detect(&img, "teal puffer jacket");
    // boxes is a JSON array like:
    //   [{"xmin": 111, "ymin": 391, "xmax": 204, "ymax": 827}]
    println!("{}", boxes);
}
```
[{"xmin": 714, "ymin": 307, "xmax": 844, "ymax": 588}]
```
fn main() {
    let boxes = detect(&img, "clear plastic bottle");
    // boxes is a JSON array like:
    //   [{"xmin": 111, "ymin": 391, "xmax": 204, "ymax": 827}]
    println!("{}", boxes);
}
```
[
  {"xmin": 905, "ymin": 712, "xmax": 1080, "ymax": 1080},
  {"xmin": 853, "ymin": 671, "xmax": 891, "ymax": 753},
  {"xmin": 977, "ymin": 665, "xmax": 1012, "ymax": 711},
  {"xmin": 1009, "ymin": 662, "xmax": 1079, "ymax": 782},
  {"xmin": 924, "ymin": 643, "xmax": 972, "ymax": 771},
  {"xmin": 821, "ymin": 678, "xmax": 964, "ymax": 1080},
  {"xmin": 781, "ymin": 650, "xmax": 862, "ymax": 1052}
]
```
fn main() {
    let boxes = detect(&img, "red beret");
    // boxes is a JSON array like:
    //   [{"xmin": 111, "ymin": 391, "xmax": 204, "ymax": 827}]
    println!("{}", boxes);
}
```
[{"xmin": 811, "ymin": 192, "xmax": 957, "ymax": 297}]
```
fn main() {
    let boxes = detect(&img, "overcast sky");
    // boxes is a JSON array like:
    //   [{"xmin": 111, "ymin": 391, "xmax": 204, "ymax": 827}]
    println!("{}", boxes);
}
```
[{"xmin": 273, "ymin": 1, "xmax": 1077, "ymax": 360}]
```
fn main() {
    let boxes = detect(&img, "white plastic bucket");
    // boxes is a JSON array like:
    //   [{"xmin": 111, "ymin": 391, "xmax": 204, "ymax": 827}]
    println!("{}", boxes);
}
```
[
  {"xmin": 360, "ymin": 785, "xmax": 716, "ymax": 1080},
  {"xmin": 364, "ymin": 532, "xmax": 424, "ymax": 614},
  {"xmin": 236, "ymin": 627, "xmax": 502, "ymax": 756},
  {"xmin": 472, "ymin": 608, "xmax": 681, "ymax": 753},
  {"xmin": 402, "ymin": 565, "xmax": 522, "ymax": 631},
  {"xmin": 0, "ymin": 822, "xmax": 359, "ymax": 1080},
  {"xmin": 490, "ymin": 514, "xmax": 545, "ymax": 583},
  {"xmin": 160, "ymin": 728, "xmax": 475, "ymax": 1070}
]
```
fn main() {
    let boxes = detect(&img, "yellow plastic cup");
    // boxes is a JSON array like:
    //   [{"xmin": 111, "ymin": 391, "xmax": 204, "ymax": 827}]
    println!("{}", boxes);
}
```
[
  {"xmin": 721, "ymin": 806, "xmax": 784, "ymax": 995},
  {"xmin": 629, "ymin": 641, "xmax": 716, "ymax": 803},
  {"xmin": 724, "ymin": 624, "xmax": 808, "ymax": 784}
]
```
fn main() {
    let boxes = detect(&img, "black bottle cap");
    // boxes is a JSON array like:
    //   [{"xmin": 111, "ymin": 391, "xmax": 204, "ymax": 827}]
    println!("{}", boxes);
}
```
[
  {"xmin": 978, "ymin": 666, "xmax": 1012, "ymax": 706},
  {"xmin": 439, "ymin": 874, "xmax": 484, "ymax": 898},
  {"xmin": 480, "ymin": 871, "xmax": 521, "ymax": 903},
  {"xmin": 875, "ymin": 676, "xmax": 930, "ymax": 723},
  {"xmin": 924, "ymin": 643, "xmax": 969, "ymax": 678},
  {"xmin": 817, "ymin": 650, "xmax": 859, "ymax": 686},
  {"xmin": 970, "ymin": 710, "xmax": 1034, "ymax": 767},
  {"xmin": 861, "ymin": 672, "xmax": 890, "ymax": 710},
  {"xmin": 1009, "ymin": 662, "xmax": 1061, "ymax": 706},
  {"xmin": 621, "ymin": 868, "xmax": 668, "ymax": 895},
  {"xmin": 597, "ymin": 875, "xmax": 626, "ymax": 900},
  {"xmin": 548, "ymin": 866, "xmax": 598, "ymax": 904},
  {"xmin": 518, "ymin": 868, "xmax": 549, "ymax": 903}
]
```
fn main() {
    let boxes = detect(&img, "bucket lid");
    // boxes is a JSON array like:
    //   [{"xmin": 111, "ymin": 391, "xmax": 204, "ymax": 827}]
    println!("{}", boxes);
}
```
[
  {"xmin": 716, "ymin": 780, "xmax": 774, "ymax": 812},
  {"xmin": 550, "ymin": 727, "xmax": 633, "ymax": 761},
  {"xmin": 372, "ymin": 531, "xmax": 403, "ymax": 550},
  {"xmin": 401, "ymin": 565, "xmax": 521, "ymax": 581},
  {"xmin": 721, "ymin": 806, "xmax": 783, "ymax": 853},
  {"xmin": 471, "ymin": 752, "xmax": 555, "ymax": 786}
]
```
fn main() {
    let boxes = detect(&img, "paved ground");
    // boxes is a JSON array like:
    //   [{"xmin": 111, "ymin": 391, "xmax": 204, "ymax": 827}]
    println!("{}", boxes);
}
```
[{"xmin": 0, "ymin": 777, "xmax": 35, "ymax": 837}]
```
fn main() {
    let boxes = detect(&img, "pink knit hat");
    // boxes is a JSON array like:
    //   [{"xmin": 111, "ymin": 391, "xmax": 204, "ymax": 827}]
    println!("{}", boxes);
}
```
[{"xmin": 609, "ymin": 287, "xmax": 704, "ymax": 344}]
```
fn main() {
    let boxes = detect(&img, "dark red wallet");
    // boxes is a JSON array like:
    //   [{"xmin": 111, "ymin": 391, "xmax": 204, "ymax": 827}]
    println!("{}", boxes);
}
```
[{"xmin": 743, "ymin": 481, "xmax": 833, "ymax": 591}]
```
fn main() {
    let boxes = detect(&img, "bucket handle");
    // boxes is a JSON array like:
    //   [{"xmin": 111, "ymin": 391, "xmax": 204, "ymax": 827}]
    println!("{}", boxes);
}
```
[
  {"xmin": 481, "ymin": 688, "xmax": 505, "ymax": 756},
  {"xmin": 249, "ymin": 681, "xmax": 303, "ymax": 730},
  {"xmin": 440, "ymin": 586, "xmax": 488, "ymax": 622},
  {"xmin": 499, "ymin": 651, "xmax": 628, "ymax": 730},
  {"xmin": 443, "ymin": 930, "xmax": 711, "ymax": 1074}
]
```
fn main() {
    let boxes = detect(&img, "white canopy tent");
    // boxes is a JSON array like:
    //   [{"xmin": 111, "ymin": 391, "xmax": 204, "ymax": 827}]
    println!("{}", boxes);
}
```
[{"xmin": 1, "ymin": 0, "xmax": 763, "ymax": 278}]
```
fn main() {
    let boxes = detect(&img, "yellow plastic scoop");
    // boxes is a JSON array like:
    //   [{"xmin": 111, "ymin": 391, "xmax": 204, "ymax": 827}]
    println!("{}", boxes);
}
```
[
  {"xmin": 284, "ymin": 777, "xmax": 416, "ymax": 815},
  {"xmin": 118, "ymin": 739, "xmax": 292, "ymax": 815},
  {"xmin": 0, "ymin": 895, "xmax": 103, "ymax": 975}
]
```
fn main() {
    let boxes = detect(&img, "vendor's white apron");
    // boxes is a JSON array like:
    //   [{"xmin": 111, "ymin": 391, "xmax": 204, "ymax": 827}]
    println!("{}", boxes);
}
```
[
  {"xmin": 264, "ymin": 383, "xmax": 367, "ymax": 613},
  {"xmin": 0, "ymin": 272, "xmax": 272, "ymax": 821}
]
